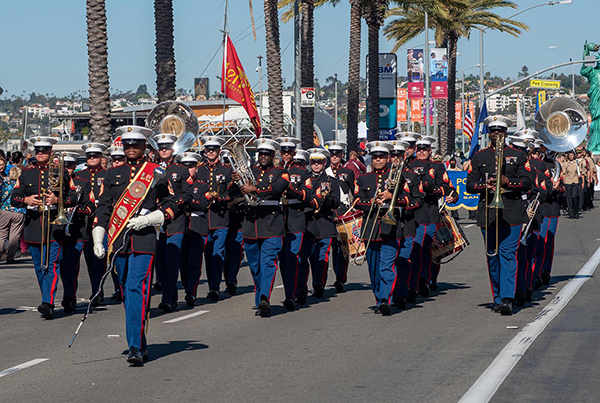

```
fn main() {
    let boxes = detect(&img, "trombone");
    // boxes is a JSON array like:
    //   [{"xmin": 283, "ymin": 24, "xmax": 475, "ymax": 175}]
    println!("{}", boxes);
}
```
[{"xmin": 484, "ymin": 131, "xmax": 506, "ymax": 258}]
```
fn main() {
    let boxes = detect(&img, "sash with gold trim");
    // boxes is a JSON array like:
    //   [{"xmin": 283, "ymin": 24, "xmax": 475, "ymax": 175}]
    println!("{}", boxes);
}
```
[{"xmin": 107, "ymin": 161, "xmax": 157, "ymax": 254}]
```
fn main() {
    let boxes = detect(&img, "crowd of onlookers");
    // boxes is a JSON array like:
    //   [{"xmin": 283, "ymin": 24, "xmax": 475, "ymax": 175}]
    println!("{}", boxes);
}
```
[{"xmin": 0, "ymin": 151, "xmax": 28, "ymax": 263}]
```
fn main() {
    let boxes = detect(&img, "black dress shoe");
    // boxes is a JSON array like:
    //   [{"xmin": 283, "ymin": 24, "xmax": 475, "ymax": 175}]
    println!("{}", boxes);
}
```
[
  {"xmin": 313, "ymin": 283, "xmax": 324, "ymax": 298},
  {"xmin": 499, "ymin": 299, "xmax": 513, "ymax": 315},
  {"xmin": 418, "ymin": 282, "xmax": 430, "ymax": 298},
  {"xmin": 541, "ymin": 271, "xmax": 551, "ymax": 285},
  {"xmin": 526, "ymin": 287, "xmax": 533, "ymax": 302},
  {"xmin": 127, "ymin": 347, "xmax": 144, "ymax": 366},
  {"xmin": 394, "ymin": 296, "xmax": 406, "ymax": 309},
  {"xmin": 153, "ymin": 282, "xmax": 163, "ymax": 292},
  {"xmin": 515, "ymin": 290, "xmax": 526, "ymax": 307},
  {"xmin": 296, "ymin": 289, "xmax": 307, "ymax": 305},
  {"xmin": 142, "ymin": 349, "xmax": 149, "ymax": 362},
  {"xmin": 158, "ymin": 302, "xmax": 174, "ymax": 313},
  {"xmin": 283, "ymin": 298, "xmax": 295, "ymax": 311},
  {"xmin": 258, "ymin": 297, "xmax": 270, "ymax": 317},
  {"xmin": 492, "ymin": 304, "xmax": 501, "ymax": 313},
  {"xmin": 533, "ymin": 278, "xmax": 543, "ymax": 290},
  {"xmin": 407, "ymin": 288, "xmax": 417, "ymax": 303},
  {"xmin": 379, "ymin": 299, "xmax": 391, "ymax": 316},
  {"xmin": 184, "ymin": 293, "xmax": 196, "ymax": 307},
  {"xmin": 225, "ymin": 283, "xmax": 237, "ymax": 296},
  {"xmin": 110, "ymin": 290, "xmax": 123, "ymax": 302},
  {"xmin": 90, "ymin": 294, "xmax": 101, "ymax": 307},
  {"xmin": 6, "ymin": 259, "xmax": 18, "ymax": 264},
  {"xmin": 333, "ymin": 280, "xmax": 345, "ymax": 293},
  {"xmin": 429, "ymin": 281, "xmax": 439, "ymax": 292},
  {"xmin": 38, "ymin": 303, "xmax": 54, "ymax": 320},
  {"xmin": 207, "ymin": 290, "xmax": 220, "ymax": 302},
  {"xmin": 61, "ymin": 298, "xmax": 76, "ymax": 313}
]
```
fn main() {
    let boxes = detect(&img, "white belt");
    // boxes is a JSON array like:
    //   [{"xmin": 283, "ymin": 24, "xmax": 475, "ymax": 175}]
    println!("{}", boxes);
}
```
[{"xmin": 27, "ymin": 205, "xmax": 57, "ymax": 211}]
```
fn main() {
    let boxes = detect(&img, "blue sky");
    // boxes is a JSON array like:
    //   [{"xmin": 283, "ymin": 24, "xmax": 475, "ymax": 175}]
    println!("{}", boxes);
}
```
[{"xmin": 0, "ymin": 0, "xmax": 595, "ymax": 98}]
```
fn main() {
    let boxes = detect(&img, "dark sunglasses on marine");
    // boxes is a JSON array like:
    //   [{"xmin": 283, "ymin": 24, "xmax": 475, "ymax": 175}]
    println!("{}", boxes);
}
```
[
  {"xmin": 280, "ymin": 146, "xmax": 294, "ymax": 153},
  {"xmin": 87, "ymin": 153, "xmax": 102, "ymax": 159},
  {"xmin": 35, "ymin": 146, "xmax": 51, "ymax": 153}
]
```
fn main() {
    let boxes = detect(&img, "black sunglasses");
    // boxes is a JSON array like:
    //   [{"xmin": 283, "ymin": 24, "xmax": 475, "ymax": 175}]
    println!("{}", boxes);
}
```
[
  {"xmin": 416, "ymin": 146, "xmax": 430, "ymax": 151},
  {"xmin": 489, "ymin": 128, "xmax": 506, "ymax": 133},
  {"xmin": 112, "ymin": 156, "xmax": 125, "ymax": 161},
  {"xmin": 330, "ymin": 151, "xmax": 343, "ymax": 156},
  {"xmin": 123, "ymin": 141, "xmax": 144, "ymax": 148},
  {"xmin": 371, "ymin": 152, "xmax": 388, "ymax": 159},
  {"xmin": 280, "ymin": 146, "xmax": 295, "ymax": 153},
  {"xmin": 86, "ymin": 153, "xmax": 102, "ymax": 159},
  {"xmin": 35, "ymin": 146, "xmax": 52, "ymax": 153},
  {"xmin": 158, "ymin": 144, "xmax": 173, "ymax": 150},
  {"xmin": 205, "ymin": 146, "xmax": 220, "ymax": 152},
  {"xmin": 258, "ymin": 150, "xmax": 274, "ymax": 156}
]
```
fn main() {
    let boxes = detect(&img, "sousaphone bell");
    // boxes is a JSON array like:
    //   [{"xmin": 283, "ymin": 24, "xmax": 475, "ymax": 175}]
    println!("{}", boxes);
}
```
[
  {"xmin": 145, "ymin": 101, "xmax": 199, "ymax": 153},
  {"xmin": 534, "ymin": 97, "xmax": 588, "ymax": 152}
]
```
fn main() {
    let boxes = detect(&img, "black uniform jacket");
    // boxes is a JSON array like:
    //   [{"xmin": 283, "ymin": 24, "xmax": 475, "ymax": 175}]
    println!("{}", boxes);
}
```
[
  {"xmin": 528, "ymin": 158, "xmax": 553, "ymax": 231},
  {"xmin": 327, "ymin": 163, "xmax": 355, "ymax": 216},
  {"xmin": 305, "ymin": 171, "xmax": 341, "ymax": 239},
  {"xmin": 241, "ymin": 165, "xmax": 288, "ymax": 239},
  {"xmin": 539, "ymin": 156, "xmax": 564, "ymax": 217},
  {"xmin": 11, "ymin": 162, "xmax": 78, "ymax": 243},
  {"xmin": 196, "ymin": 160, "xmax": 232, "ymax": 231},
  {"xmin": 407, "ymin": 158, "xmax": 432, "ymax": 225},
  {"xmin": 64, "ymin": 174, "xmax": 94, "ymax": 242},
  {"xmin": 396, "ymin": 169, "xmax": 425, "ymax": 238},
  {"xmin": 75, "ymin": 166, "xmax": 107, "ymax": 205},
  {"xmin": 466, "ymin": 146, "xmax": 533, "ymax": 227},
  {"xmin": 187, "ymin": 179, "xmax": 210, "ymax": 236},
  {"xmin": 282, "ymin": 161, "xmax": 311, "ymax": 234},
  {"xmin": 94, "ymin": 156, "xmax": 177, "ymax": 254},
  {"xmin": 162, "ymin": 159, "xmax": 193, "ymax": 236},
  {"xmin": 354, "ymin": 166, "xmax": 396, "ymax": 241}
]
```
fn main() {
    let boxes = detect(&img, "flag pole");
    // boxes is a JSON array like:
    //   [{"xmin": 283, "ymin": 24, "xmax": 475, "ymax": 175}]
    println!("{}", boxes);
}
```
[{"xmin": 221, "ymin": 0, "xmax": 229, "ymax": 137}]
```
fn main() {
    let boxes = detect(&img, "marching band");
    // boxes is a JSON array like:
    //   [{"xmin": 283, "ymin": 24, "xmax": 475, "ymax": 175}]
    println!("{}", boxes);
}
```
[{"xmin": 13, "ymin": 107, "xmax": 568, "ymax": 366}]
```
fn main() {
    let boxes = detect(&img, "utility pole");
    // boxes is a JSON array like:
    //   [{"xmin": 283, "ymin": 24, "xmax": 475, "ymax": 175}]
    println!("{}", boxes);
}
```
[{"xmin": 334, "ymin": 73, "xmax": 338, "ymax": 141}]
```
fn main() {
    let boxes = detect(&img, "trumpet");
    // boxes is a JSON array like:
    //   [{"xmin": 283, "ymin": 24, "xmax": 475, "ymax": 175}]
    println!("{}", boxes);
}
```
[
  {"xmin": 358, "ymin": 181, "xmax": 386, "ymax": 263},
  {"xmin": 520, "ymin": 193, "xmax": 540, "ymax": 245},
  {"xmin": 381, "ymin": 159, "xmax": 405, "ymax": 225},
  {"xmin": 485, "ymin": 131, "xmax": 506, "ymax": 258}
]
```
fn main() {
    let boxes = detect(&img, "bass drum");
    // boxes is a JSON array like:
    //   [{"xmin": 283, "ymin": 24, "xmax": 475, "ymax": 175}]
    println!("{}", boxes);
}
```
[
  {"xmin": 431, "ymin": 209, "xmax": 469, "ymax": 264},
  {"xmin": 334, "ymin": 209, "xmax": 366, "ymax": 265}
]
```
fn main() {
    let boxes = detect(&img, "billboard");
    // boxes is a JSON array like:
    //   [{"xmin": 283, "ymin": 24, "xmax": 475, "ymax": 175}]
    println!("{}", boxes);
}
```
[
  {"xmin": 194, "ymin": 77, "xmax": 209, "ymax": 100},
  {"xmin": 378, "ymin": 53, "xmax": 397, "ymax": 98},
  {"xmin": 429, "ymin": 48, "xmax": 447, "ymax": 98},
  {"xmin": 407, "ymin": 49, "xmax": 424, "ymax": 99}
]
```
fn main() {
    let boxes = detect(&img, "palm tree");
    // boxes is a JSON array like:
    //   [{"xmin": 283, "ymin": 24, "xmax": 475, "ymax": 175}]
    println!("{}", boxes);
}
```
[
  {"xmin": 300, "ymin": 0, "xmax": 316, "ymax": 149},
  {"xmin": 155, "ymin": 0, "xmax": 176, "ymax": 103},
  {"xmin": 346, "ymin": 0, "xmax": 363, "ymax": 152},
  {"xmin": 86, "ymin": 0, "xmax": 111, "ymax": 145},
  {"xmin": 384, "ymin": 0, "xmax": 527, "ymax": 155},
  {"xmin": 364, "ymin": 0, "xmax": 387, "ymax": 141},
  {"xmin": 264, "ymin": 0, "xmax": 285, "ymax": 138}
]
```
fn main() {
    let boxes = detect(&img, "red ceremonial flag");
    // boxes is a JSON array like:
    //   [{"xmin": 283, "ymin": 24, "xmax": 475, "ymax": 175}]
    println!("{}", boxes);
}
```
[{"xmin": 221, "ymin": 35, "xmax": 262, "ymax": 137}]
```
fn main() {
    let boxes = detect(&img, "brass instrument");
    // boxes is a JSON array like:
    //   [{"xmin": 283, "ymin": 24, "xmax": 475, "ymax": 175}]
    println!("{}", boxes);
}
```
[
  {"xmin": 520, "ymin": 193, "xmax": 540, "ymax": 245},
  {"xmin": 314, "ymin": 180, "xmax": 331, "ymax": 214},
  {"xmin": 65, "ymin": 185, "xmax": 82, "ymax": 237},
  {"xmin": 485, "ymin": 131, "xmax": 506, "ymax": 258},
  {"xmin": 224, "ymin": 140, "xmax": 260, "ymax": 206},
  {"xmin": 146, "ymin": 101, "xmax": 198, "ymax": 153},
  {"xmin": 381, "ymin": 159, "xmax": 405, "ymax": 225},
  {"xmin": 357, "ymin": 181, "xmax": 386, "ymax": 265},
  {"xmin": 534, "ymin": 97, "xmax": 588, "ymax": 153}
]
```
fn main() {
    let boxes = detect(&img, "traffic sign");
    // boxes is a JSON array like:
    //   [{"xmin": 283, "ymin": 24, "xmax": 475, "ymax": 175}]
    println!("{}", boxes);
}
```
[
  {"xmin": 529, "ymin": 79, "xmax": 561, "ymax": 89},
  {"xmin": 301, "ymin": 87, "xmax": 315, "ymax": 107}
]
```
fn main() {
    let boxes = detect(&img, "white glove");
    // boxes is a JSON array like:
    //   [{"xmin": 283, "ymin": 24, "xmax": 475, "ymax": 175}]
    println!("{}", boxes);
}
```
[
  {"xmin": 92, "ymin": 227, "xmax": 106, "ymax": 259},
  {"xmin": 126, "ymin": 210, "xmax": 165, "ymax": 231}
]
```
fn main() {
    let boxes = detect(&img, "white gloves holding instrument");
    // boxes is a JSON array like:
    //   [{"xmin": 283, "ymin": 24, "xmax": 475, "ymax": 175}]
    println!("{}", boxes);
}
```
[
  {"xmin": 92, "ymin": 227, "xmax": 106, "ymax": 259},
  {"xmin": 126, "ymin": 210, "xmax": 165, "ymax": 231}
]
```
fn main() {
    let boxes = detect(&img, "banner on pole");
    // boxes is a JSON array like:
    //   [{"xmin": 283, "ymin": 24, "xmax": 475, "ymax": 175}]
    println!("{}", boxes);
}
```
[
  {"xmin": 397, "ymin": 88, "xmax": 407, "ymax": 122},
  {"xmin": 411, "ymin": 99, "xmax": 422, "ymax": 122},
  {"xmin": 455, "ymin": 102, "xmax": 462, "ymax": 130},
  {"xmin": 430, "ymin": 48, "xmax": 448, "ymax": 99},
  {"xmin": 407, "ymin": 49, "xmax": 424, "ymax": 99},
  {"xmin": 445, "ymin": 171, "xmax": 479, "ymax": 211}
]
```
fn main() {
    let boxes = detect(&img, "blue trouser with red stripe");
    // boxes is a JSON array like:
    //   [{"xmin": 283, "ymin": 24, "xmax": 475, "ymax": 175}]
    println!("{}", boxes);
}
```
[
  {"xmin": 224, "ymin": 228, "xmax": 244, "ymax": 286},
  {"xmin": 184, "ymin": 233, "xmax": 206, "ymax": 297},
  {"xmin": 204, "ymin": 228, "xmax": 228, "ymax": 293},
  {"xmin": 278, "ymin": 232, "xmax": 305, "ymax": 300},
  {"xmin": 481, "ymin": 224, "xmax": 521, "ymax": 305},
  {"xmin": 158, "ymin": 232, "xmax": 184, "ymax": 306},
  {"xmin": 535, "ymin": 216, "xmax": 558, "ymax": 278},
  {"xmin": 516, "ymin": 231, "xmax": 539, "ymax": 292},
  {"xmin": 29, "ymin": 241, "xmax": 63, "ymax": 306},
  {"xmin": 366, "ymin": 239, "xmax": 399, "ymax": 306},
  {"xmin": 394, "ymin": 236, "xmax": 414, "ymax": 299},
  {"xmin": 115, "ymin": 253, "xmax": 153, "ymax": 351},
  {"xmin": 331, "ymin": 238, "xmax": 348, "ymax": 284},
  {"xmin": 244, "ymin": 237, "xmax": 282, "ymax": 307},
  {"xmin": 83, "ymin": 235, "xmax": 107, "ymax": 297},
  {"xmin": 297, "ymin": 233, "xmax": 334, "ymax": 293},
  {"xmin": 410, "ymin": 223, "xmax": 436, "ymax": 289},
  {"xmin": 60, "ymin": 240, "xmax": 84, "ymax": 301}
]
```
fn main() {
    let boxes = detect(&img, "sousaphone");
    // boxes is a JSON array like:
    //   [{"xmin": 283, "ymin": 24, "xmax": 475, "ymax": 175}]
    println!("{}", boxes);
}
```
[
  {"xmin": 145, "ymin": 101, "xmax": 199, "ymax": 153},
  {"xmin": 534, "ymin": 97, "xmax": 588, "ymax": 152}
]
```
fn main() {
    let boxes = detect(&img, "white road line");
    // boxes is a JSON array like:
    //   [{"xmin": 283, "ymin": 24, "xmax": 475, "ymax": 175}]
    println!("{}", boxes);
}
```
[
  {"xmin": 465, "ymin": 224, "xmax": 474, "ymax": 229},
  {"xmin": 275, "ymin": 285, "xmax": 284, "ymax": 289},
  {"xmin": 0, "ymin": 359, "xmax": 49, "ymax": 378},
  {"xmin": 162, "ymin": 310, "xmax": 209, "ymax": 324},
  {"xmin": 459, "ymin": 245, "xmax": 600, "ymax": 403}
]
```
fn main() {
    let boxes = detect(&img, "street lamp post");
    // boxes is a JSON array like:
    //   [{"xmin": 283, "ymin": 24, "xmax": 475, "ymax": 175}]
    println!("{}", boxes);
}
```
[
  {"xmin": 424, "ymin": 11, "xmax": 431, "ymax": 137},
  {"xmin": 478, "ymin": 1, "xmax": 573, "ymax": 111},
  {"xmin": 334, "ymin": 73, "xmax": 338, "ymax": 141},
  {"xmin": 549, "ymin": 45, "xmax": 575, "ymax": 99},
  {"xmin": 257, "ymin": 55, "xmax": 263, "ymax": 119}
]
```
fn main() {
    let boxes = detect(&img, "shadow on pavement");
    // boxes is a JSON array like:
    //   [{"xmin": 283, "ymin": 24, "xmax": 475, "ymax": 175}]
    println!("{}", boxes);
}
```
[
  {"xmin": 146, "ymin": 340, "xmax": 208, "ymax": 361},
  {"xmin": 0, "ymin": 308, "xmax": 28, "ymax": 316}
]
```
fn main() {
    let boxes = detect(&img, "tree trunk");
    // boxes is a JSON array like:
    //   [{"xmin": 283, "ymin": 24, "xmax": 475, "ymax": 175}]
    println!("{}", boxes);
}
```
[
  {"xmin": 264, "ymin": 0, "xmax": 284, "ymax": 138},
  {"xmin": 364, "ymin": 1, "xmax": 384, "ymax": 142},
  {"xmin": 86, "ymin": 0, "xmax": 111, "ymax": 145},
  {"xmin": 346, "ymin": 0, "xmax": 362, "ymax": 152},
  {"xmin": 445, "ymin": 31, "xmax": 459, "ymax": 156},
  {"xmin": 155, "ymin": 0, "xmax": 176, "ymax": 103},
  {"xmin": 436, "ymin": 35, "xmax": 449, "ymax": 156},
  {"xmin": 300, "ymin": 0, "xmax": 315, "ymax": 149}
]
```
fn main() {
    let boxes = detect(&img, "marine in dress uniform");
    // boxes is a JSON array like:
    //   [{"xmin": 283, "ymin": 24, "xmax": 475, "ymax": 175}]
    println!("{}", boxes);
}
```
[
  {"xmin": 92, "ymin": 125, "xmax": 177, "ymax": 366},
  {"xmin": 233, "ymin": 139, "xmax": 289, "ymax": 317},
  {"xmin": 75, "ymin": 142, "xmax": 108, "ymax": 305},
  {"xmin": 276, "ymin": 138, "xmax": 311, "ymax": 310},
  {"xmin": 293, "ymin": 150, "xmax": 309, "ymax": 166},
  {"xmin": 11, "ymin": 137, "xmax": 78, "ymax": 319},
  {"xmin": 354, "ymin": 141, "xmax": 401, "ymax": 315},
  {"xmin": 324, "ymin": 140, "xmax": 355, "ymax": 293},
  {"xmin": 195, "ymin": 136, "xmax": 232, "ymax": 302},
  {"xmin": 108, "ymin": 145, "xmax": 126, "ymax": 300},
  {"xmin": 153, "ymin": 133, "xmax": 193, "ymax": 313},
  {"xmin": 466, "ymin": 116, "xmax": 533, "ymax": 315},
  {"xmin": 59, "ymin": 152, "xmax": 94, "ymax": 313}
]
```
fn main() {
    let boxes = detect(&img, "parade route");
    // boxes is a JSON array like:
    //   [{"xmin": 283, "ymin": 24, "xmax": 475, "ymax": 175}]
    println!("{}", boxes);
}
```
[{"xmin": 1, "ymin": 206, "xmax": 599, "ymax": 403}]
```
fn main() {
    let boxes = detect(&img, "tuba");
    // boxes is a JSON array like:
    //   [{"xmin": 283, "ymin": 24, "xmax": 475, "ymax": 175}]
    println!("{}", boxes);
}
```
[
  {"xmin": 146, "ymin": 101, "xmax": 199, "ymax": 153},
  {"xmin": 224, "ymin": 141, "xmax": 260, "ymax": 206},
  {"xmin": 534, "ymin": 97, "xmax": 588, "ymax": 153}
]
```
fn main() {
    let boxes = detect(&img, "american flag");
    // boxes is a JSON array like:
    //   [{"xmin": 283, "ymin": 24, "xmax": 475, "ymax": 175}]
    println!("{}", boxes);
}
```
[{"xmin": 463, "ymin": 106, "xmax": 474, "ymax": 141}]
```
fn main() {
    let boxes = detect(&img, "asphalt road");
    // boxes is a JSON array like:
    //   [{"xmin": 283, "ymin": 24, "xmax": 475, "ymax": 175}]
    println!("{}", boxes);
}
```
[{"xmin": 1, "ymin": 205, "xmax": 599, "ymax": 403}]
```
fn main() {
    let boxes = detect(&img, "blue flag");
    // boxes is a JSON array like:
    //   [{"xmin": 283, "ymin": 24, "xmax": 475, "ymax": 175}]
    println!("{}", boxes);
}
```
[{"xmin": 469, "ymin": 99, "xmax": 488, "ymax": 159}]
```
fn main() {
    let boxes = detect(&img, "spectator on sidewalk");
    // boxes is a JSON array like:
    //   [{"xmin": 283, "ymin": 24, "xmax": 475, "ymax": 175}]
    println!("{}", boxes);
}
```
[
  {"xmin": 0, "ymin": 157, "xmax": 7, "ymax": 180},
  {"xmin": 344, "ymin": 150, "xmax": 366, "ymax": 178},
  {"xmin": 0, "ymin": 166, "xmax": 26, "ymax": 263},
  {"xmin": 6, "ymin": 151, "xmax": 23, "ymax": 175}
]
